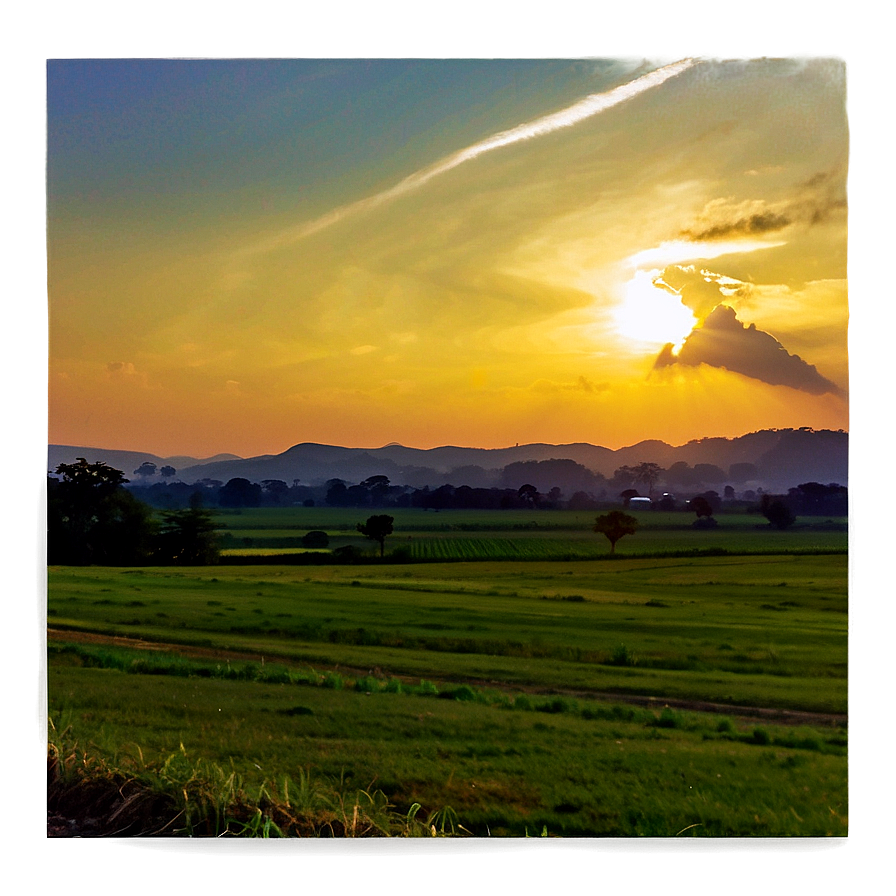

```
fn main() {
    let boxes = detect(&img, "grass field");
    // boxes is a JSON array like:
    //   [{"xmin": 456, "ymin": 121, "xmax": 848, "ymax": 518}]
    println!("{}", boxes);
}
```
[
  {"xmin": 215, "ymin": 507, "xmax": 848, "ymax": 560},
  {"xmin": 47, "ymin": 508, "xmax": 848, "ymax": 836}
]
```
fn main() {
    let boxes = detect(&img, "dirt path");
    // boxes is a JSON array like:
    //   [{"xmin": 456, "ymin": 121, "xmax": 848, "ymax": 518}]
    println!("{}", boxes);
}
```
[{"xmin": 47, "ymin": 627, "xmax": 847, "ymax": 728}]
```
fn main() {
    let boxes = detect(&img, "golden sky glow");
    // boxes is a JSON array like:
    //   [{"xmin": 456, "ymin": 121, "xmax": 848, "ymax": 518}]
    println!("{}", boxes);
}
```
[{"xmin": 47, "ymin": 57, "xmax": 848, "ymax": 458}]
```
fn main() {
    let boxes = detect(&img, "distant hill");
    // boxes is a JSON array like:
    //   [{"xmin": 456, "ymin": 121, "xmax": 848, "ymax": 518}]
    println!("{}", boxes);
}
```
[
  {"xmin": 47, "ymin": 446, "xmax": 242, "ymax": 478},
  {"xmin": 48, "ymin": 429, "xmax": 847, "ymax": 493}
]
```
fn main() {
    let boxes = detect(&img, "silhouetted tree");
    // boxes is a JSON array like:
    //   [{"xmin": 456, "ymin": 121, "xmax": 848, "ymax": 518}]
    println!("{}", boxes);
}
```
[
  {"xmin": 156, "ymin": 495, "xmax": 221, "ymax": 564},
  {"xmin": 48, "ymin": 458, "xmax": 156, "ymax": 565},
  {"xmin": 632, "ymin": 463, "xmax": 664, "ymax": 497},
  {"xmin": 619, "ymin": 488, "xmax": 639, "ymax": 507},
  {"xmin": 593, "ymin": 510, "xmax": 639, "ymax": 554},
  {"xmin": 517, "ymin": 483, "xmax": 538, "ymax": 508},
  {"xmin": 567, "ymin": 491, "xmax": 599, "ymax": 511},
  {"xmin": 218, "ymin": 477, "xmax": 262, "ymax": 508},
  {"xmin": 357, "ymin": 514, "xmax": 394, "ymax": 557},
  {"xmin": 301, "ymin": 530, "xmax": 330, "ymax": 549},
  {"xmin": 159, "ymin": 465, "xmax": 176, "ymax": 479},
  {"xmin": 134, "ymin": 462, "xmax": 158, "ymax": 479},
  {"xmin": 326, "ymin": 480, "xmax": 349, "ymax": 507},
  {"xmin": 691, "ymin": 496, "xmax": 714, "ymax": 518},
  {"xmin": 760, "ymin": 495, "xmax": 796, "ymax": 529},
  {"xmin": 261, "ymin": 479, "xmax": 290, "ymax": 505},
  {"xmin": 361, "ymin": 475, "xmax": 391, "ymax": 506}
]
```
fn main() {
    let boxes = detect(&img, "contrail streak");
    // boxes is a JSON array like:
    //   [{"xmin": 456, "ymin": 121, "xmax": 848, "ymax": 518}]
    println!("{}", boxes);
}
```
[{"xmin": 246, "ymin": 58, "xmax": 698, "ymax": 255}]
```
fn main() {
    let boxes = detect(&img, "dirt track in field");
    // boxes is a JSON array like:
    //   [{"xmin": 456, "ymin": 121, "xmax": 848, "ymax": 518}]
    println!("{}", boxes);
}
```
[{"xmin": 47, "ymin": 627, "xmax": 847, "ymax": 729}]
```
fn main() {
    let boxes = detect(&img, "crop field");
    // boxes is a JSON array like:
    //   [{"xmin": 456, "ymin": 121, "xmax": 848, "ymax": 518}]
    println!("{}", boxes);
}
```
[
  {"xmin": 47, "ymin": 512, "xmax": 848, "ymax": 836},
  {"xmin": 215, "ymin": 507, "xmax": 848, "ymax": 560}
]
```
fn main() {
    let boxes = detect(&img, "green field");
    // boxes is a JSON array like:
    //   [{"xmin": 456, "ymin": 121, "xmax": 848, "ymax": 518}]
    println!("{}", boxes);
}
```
[
  {"xmin": 215, "ymin": 507, "xmax": 848, "ymax": 560},
  {"xmin": 47, "ymin": 506, "xmax": 848, "ymax": 836}
]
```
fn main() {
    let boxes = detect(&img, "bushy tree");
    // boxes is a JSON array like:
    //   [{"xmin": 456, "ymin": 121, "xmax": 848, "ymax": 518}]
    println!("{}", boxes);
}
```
[
  {"xmin": 301, "ymin": 530, "xmax": 330, "ymax": 549},
  {"xmin": 691, "ymin": 496, "xmax": 714, "ymax": 518},
  {"xmin": 48, "ymin": 458, "xmax": 156, "ymax": 564},
  {"xmin": 593, "ymin": 510, "xmax": 639, "ymax": 554},
  {"xmin": 357, "ymin": 514, "xmax": 394, "ymax": 557},
  {"xmin": 760, "ymin": 495, "xmax": 796, "ymax": 529},
  {"xmin": 218, "ymin": 477, "xmax": 262, "ymax": 508},
  {"xmin": 155, "ymin": 495, "xmax": 221, "ymax": 564}
]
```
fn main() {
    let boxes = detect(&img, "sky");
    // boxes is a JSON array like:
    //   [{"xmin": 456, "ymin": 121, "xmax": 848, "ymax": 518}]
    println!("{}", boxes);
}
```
[{"xmin": 47, "ymin": 56, "xmax": 849, "ymax": 458}]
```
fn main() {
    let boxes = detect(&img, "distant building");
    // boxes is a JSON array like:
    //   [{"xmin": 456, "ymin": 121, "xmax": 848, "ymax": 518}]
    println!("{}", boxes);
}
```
[{"xmin": 629, "ymin": 496, "xmax": 652, "ymax": 508}]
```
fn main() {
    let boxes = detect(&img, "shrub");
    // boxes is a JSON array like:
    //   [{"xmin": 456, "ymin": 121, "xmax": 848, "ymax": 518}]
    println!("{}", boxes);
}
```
[
  {"xmin": 653, "ymin": 707, "xmax": 681, "ymax": 729},
  {"xmin": 608, "ymin": 644, "xmax": 637, "ymax": 667},
  {"xmin": 301, "ymin": 530, "xmax": 330, "ymax": 549}
]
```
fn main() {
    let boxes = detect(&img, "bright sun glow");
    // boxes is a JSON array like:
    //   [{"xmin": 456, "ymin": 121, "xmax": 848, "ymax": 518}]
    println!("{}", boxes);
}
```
[{"xmin": 613, "ymin": 270, "xmax": 698, "ymax": 350}]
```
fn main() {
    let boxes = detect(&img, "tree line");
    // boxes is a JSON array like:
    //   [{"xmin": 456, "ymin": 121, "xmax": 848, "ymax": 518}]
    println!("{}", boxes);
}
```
[
  {"xmin": 48, "ymin": 457, "xmax": 846, "ymax": 566},
  {"xmin": 123, "ymin": 457, "xmax": 823, "ymax": 513}
]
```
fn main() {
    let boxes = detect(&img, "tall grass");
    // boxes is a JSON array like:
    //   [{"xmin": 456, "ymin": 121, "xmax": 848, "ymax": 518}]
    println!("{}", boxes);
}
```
[{"xmin": 48, "ymin": 714, "xmax": 469, "ymax": 838}]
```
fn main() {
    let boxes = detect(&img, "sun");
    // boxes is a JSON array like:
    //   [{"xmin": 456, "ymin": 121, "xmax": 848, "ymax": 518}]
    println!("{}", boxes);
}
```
[{"xmin": 613, "ymin": 269, "xmax": 697, "ymax": 351}]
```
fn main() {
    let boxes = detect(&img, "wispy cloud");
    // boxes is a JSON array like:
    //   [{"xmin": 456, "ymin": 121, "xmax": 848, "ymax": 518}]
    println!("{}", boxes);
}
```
[{"xmin": 246, "ymin": 59, "xmax": 699, "ymax": 256}]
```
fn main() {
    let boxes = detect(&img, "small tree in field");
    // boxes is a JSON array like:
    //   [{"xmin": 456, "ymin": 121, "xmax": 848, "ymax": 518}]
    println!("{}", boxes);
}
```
[
  {"xmin": 357, "ymin": 514, "xmax": 394, "ymax": 557},
  {"xmin": 593, "ymin": 510, "xmax": 639, "ymax": 554}
]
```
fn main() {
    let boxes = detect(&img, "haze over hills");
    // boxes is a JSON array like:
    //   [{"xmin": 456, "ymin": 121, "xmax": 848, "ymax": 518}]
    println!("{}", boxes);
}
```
[{"xmin": 48, "ymin": 428, "xmax": 848, "ymax": 495}]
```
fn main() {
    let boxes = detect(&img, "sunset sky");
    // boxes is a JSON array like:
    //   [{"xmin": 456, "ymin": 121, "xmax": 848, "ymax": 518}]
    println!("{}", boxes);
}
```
[{"xmin": 47, "ymin": 56, "xmax": 848, "ymax": 458}]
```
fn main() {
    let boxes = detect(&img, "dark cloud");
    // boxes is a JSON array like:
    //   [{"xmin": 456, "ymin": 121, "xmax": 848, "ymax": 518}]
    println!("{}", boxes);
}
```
[
  {"xmin": 681, "ymin": 167, "xmax": 847, "ymax": 242},
  {"xmin": 654, "ymin": 304, "xmax": 843, "ymax": 396},
  {"xmin": 683, "ymin": 209, "xmax": 790, "ymax": 241}
]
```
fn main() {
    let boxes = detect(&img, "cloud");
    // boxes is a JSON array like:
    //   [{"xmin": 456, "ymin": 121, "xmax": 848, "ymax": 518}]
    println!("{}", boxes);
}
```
[
  {"xmin": 658, "ymin": 265, "xmax": 749, "ymax": 319},
  {"xmin": 654, "ymin": 304, "xmax": 843, "ymax": 396},
  {"xmin": 242, "ymin": 59, "xmax": 698, "ymax": 256},
  {"xmin": 681, "ymin": 198, "xmax": 792, "ymax": 241},
  {"xmin": 680, "ymin": 167, "xmax": 846, "ymax": 243},
  {"xmin": 106, "ymin": 360, "xmax": 137, "ymax": 377}
]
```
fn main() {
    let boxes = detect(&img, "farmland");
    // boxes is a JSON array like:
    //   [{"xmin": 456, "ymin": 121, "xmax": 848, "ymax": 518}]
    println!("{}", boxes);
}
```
[{"xmin": 47, "ymin": 507, "xmax": 847, "ymax": 837}]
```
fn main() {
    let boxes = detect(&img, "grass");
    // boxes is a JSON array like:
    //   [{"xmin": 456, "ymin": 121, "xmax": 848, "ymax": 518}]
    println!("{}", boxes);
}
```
[
  {"xmin": 46, "ymin": 512, "xmax": 848, "ymax": 837},
  {"xmin": 48, "ymin": 554, "xmax": 847, "ymax": 714},
  {"xmin": 213, "ymin": 507, "xmax": 847, "ymax": 561},
  {"xmin": 47, "ymin": 653, "xmax": 847, "ymax": 836},
  {"xmin": 48, "ymin": 713, "xmax": 469, "ymax": 837}
]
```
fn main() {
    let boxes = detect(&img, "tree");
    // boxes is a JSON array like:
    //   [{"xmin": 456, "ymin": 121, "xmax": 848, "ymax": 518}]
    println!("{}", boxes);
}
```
[
  {"xmin": 48, "ymin": 458, "xmax": 156, "ymax": 565},
  {"xmin": 632, "ymin": 463, "xmax": 664, "ymax": 497},
  {"xmin": 760, "ymin": 495, "xmax": 796, "ymax": 530},
  {"xmin": 357, "ymin": 514, "xmax": 394, "ymax": 557},
  {"xmin": 326, "ymin": 479, "xmax": 349, "ymax": 507},
  {"xmin": 301, "ymin": 530, "xmax": 330, "ymax": 549},
  {"xmin": 614, "ymin": 463, "xmax": 664, "ymax": 497},
  {"xmin": 218, "ymin": 477, "xmax": 262, "ymax": 508},
  {"xmin": 690, "ymin": 495, "xmax": 718, "ymax": 529},
  {"xmin": 619, "ymin": 488, "xmax": 640, "ymax": 507},
  {"xmin": 691, "ymin": 496, "xmax": 714, "ymax": 518},
  {"xmin": 361, "ymin": 475, "xmax": 391, "ymax": 507},
  {"xmin": 156, "ymin": 495, "xmax": 221, "ymax": 564},
  {"xmin": 134, "ymin": 462, "xmax": 158, "ymax": 479},
  {"xmin": 517, "ymin": 483, "xmax": 538, "ymax": 509},
  {"xmin": 261, "ymin": 479, "xmax": 290, "ymax": 505},
  {"xmin": 159, "ymin": 465, "xmax": 176, "ymax": 479},
  {"xmin": 593, "ymin": 510, "xmax": 639, "ymax": 554}
]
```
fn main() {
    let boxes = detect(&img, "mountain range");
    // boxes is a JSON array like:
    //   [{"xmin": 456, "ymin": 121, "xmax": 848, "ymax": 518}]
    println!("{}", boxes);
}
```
[{"xmin": 48, "ymin": 428, "xmax": 848, "ymax": 494}]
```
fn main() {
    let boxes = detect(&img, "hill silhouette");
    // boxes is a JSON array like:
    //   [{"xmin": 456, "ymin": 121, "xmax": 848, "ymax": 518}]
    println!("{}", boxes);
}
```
[{"xmin": 49, "ymin": 428, "xmax": 847, "ymax": 494}]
